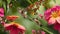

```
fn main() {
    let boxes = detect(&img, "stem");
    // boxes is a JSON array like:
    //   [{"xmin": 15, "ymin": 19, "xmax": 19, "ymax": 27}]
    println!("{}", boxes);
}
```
[
  {"xmin": 4, "ymin": 3, "xmax": 9, "ymax": 22},
  {"xmin": 7, "ymin": 4, "xmax": 9, "ymax": 13},
  {"xmin": 40, "ymin": 27, "xmax": 53, "ymax": 34}
]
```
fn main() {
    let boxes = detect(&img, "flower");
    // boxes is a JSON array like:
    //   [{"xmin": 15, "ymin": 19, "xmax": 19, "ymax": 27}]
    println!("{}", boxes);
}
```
[
  {"xmin": 32, "ymin": 30, "xmax": 45, "ymax": 34},
  {"xmin": 41, "ymin": 31, "xmax": 45, "ymax": 34},
  {"xmin": 3, "ymin": 22, "xmax": 26, "ymax": 34},
  {"xmin": 6, "ymin": 15, "xmax": 19, "ymax": 21},
  {"xmin": 0, "ymin": 8, "xmax": 4, "ymax": 17},
  {"xmin": 44, "ymin": 6, "xmax": 60, "ymax": 32}
]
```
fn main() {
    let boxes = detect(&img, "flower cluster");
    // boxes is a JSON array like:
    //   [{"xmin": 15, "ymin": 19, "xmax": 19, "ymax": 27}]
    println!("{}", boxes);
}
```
[{"xmin": 32, "ymin": 30, "xmax": 45, "ymax": 34}]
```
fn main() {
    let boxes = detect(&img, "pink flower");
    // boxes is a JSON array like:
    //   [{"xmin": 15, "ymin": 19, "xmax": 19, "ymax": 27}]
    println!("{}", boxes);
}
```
[
  {"xmin": 44, "ymin": 6, "xmax": 60, "ymax": 32},
  {"xmin": 0, "ymin": 8, "xmax": 4, "ymax": 17},
  {"xmin": 44, "ymin": 6, "xmax": 60, "ymax": 25},
  {"xmin": 2, "ymin": 22, "xmax": 26, "ymax": 34}
]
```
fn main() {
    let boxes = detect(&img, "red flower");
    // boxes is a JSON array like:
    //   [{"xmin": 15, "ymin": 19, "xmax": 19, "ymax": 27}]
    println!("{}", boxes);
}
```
[
  {"xmin": 6, "ymin": 15, "xmax": 19, "ymax": 21},
  {"xmin": 3, "ymin": 22, "xmax": 26, "ymax": 34}
]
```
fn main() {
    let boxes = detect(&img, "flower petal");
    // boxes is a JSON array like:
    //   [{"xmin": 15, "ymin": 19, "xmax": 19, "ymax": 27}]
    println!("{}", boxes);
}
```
[
  {"xmin": 0, "ymin": 14, "xmax": 4, "ymax": 17},
  {"xmin": 44, "ymin": 9, "xmax": 51, "ymax": 20},
  {"xmin": 56, "ymin": 17, "xmax": 60, "ymax": 24},
  {"xmin": 53, "ymin": 23, "xmax": 60, "ymax": 31},
  {"xmin": 4, "ymin": 24, "xmax": 12, "ymax": 30},
  {"xmin": 10, "ymin": 29, "xmax": 19, "ymax": 34},
  {"xmin": 48, "ymin": 17, "xmax": 56, "ymax": 25},
  {"xmin": 6, "ymin": 16, "xmax": 19, "ymax": 21},
  {"xmin": 0, "ymin": 8, "xmax": 4, "ymax": 17},
  {"xmin": 4, "ymin": 24, "xmax": 12, "ymax": 27},
  {"xmin": 18, "ymin": 25, "xmax": 26, "ymax": 31}
]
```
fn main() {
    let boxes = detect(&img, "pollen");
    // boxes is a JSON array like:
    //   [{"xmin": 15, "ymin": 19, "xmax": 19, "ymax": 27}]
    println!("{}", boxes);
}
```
[{"xmin": 51, "ymin": 11, "xmax": 60, "ymax": 18}]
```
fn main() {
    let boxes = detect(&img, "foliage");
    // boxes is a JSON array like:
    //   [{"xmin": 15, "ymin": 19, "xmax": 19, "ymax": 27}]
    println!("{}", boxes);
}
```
[{"xmin": 0, "ymin": 0, "xmax": 60, "ymax": 34}]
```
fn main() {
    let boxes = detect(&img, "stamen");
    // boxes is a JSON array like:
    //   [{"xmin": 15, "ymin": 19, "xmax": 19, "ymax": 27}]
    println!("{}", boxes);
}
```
[{"xmin": 51, "ymin": 11, "xmax": 59, "ymax": 18}]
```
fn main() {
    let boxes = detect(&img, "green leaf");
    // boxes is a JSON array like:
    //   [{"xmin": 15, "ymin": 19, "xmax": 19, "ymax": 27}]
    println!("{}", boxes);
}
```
[
  {"xmin": 38, "ymin": 18, "xmax": 48, "ymax": 26},
  {"xmin": 41, "ymin": 26, "xmax": 59, "ymax": 34},
  {"xmin": 17, "ymin": 0, "xmax": 30, "ymax": 8},
  {"xmin": 3, "ymin": 1, "xmax": 7, "ymax": 15}
]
